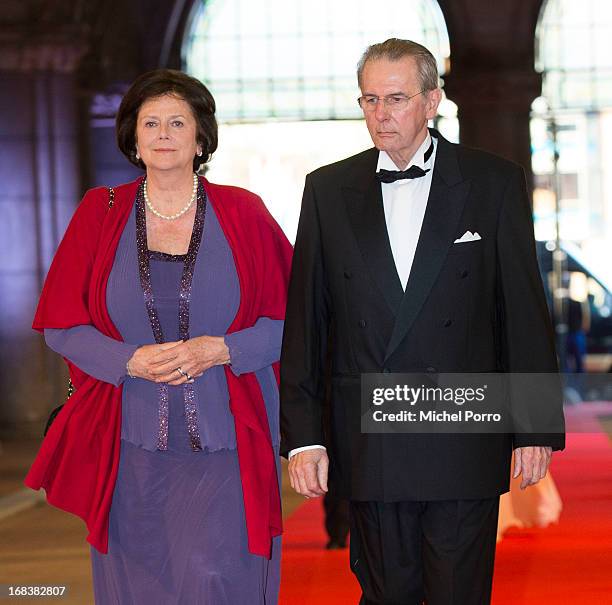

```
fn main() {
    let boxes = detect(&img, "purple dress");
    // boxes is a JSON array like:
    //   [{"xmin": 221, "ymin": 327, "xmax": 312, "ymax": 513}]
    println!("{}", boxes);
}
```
[{"xmin": 45, "ymin": 197, "xmax": 282, "ymax": 604}]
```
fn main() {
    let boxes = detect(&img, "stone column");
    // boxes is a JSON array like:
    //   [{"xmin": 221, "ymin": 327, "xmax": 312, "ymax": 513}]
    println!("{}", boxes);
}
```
[
  {"xmin": 436, "ymin": 0, "xmax": 546, "ymax": 191},
  {"xmin": 0, "ymin": 42, "xmax": 85, "ymax": 437},
  {"xmin": 444, "ymin": 68, "xmax": 542, "ymax": 191}
]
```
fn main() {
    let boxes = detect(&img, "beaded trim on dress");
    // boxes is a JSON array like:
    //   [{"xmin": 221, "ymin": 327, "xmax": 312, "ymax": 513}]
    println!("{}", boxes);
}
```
[{"xmin": 135, "ymin": 178, "xmax": 207, "ymax": 451}]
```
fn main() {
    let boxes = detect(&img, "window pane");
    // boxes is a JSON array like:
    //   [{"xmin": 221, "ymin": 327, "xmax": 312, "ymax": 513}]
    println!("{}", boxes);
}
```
[
  {"xmin": 184, "ymin": 0, "xmax": 450, "ymax": 122},
  {"xmin": 538, "ymin": 0, "xmax": 612, "ymax": 109}
]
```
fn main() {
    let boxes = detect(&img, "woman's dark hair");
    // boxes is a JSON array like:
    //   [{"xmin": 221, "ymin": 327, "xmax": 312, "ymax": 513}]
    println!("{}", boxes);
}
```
[{"xmin": 116, "ymin": 69, "xmax": 218, "ymax": 171}]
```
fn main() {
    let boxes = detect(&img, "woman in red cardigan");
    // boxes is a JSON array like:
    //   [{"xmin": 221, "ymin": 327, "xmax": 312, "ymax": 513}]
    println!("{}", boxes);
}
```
[{"xmin": 26, "ymin": 69, "xmax": 292, "ymax": 604}]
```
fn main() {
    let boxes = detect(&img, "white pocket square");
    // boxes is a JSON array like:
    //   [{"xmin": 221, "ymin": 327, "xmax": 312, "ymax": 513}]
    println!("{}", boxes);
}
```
[{"xmin": 454, "ymin": 231, "xmax": 482, "ymax": 244}]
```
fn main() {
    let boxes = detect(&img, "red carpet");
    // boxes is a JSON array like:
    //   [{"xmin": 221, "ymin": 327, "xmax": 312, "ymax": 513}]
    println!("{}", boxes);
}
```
[{"xmin": 280, "ymin": 406, "xmax": 612, "ymax": 604}]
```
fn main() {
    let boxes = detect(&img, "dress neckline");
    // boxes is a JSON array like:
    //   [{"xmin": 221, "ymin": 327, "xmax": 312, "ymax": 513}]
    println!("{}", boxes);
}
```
[{"xmin": 148, "ymin": 250, "xmax": 187, "ymax": 262}]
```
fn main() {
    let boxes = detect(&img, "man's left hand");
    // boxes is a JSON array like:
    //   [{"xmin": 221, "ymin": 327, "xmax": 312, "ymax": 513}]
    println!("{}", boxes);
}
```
[{"xmin": 513, "ymin": 446, "xmax": 552, "ymax": 490}]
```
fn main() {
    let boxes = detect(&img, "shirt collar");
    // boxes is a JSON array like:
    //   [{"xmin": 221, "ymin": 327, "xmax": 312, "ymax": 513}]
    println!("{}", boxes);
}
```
[{"xmin": 376, "ymin": 132, "xmax": 434, "ymax": 172}]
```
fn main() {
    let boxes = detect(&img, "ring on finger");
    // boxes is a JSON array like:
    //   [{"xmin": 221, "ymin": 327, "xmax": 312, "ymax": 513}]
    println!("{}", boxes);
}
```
[
  {"xmin": 176, "ymin": 367, "xmax": 187, "ymax": 378},
  {"xmin": 185, "ymin": 372, "xmax": 194, "ymax": 381}
]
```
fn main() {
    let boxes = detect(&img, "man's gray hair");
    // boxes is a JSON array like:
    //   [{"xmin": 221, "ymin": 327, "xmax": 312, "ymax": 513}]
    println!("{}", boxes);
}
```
[{"xmin": 357, "ymin": 38, "xmax": 440, "ymax": 91}]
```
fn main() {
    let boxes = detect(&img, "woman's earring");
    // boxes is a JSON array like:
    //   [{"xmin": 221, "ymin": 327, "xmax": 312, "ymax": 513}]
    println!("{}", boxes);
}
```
[
  {"xmin": 197, "ymin": 149, "xmax": 203, "ymax": 157},
  {"xmin": 135, "ymin": 149, "xmax": 140, "ymax": 160}
]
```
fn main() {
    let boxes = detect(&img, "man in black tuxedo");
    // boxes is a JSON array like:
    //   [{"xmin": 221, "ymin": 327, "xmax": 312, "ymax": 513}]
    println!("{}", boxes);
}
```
[{"xmin": 280, "ymin": 38, "xmax": 565, "ymax": 604}]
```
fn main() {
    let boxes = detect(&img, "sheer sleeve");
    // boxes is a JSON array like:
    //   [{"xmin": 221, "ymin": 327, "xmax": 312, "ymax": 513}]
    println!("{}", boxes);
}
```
[
  {"xmin": 224, "ymin": 318, "xmax": 283, "ymax": 376},
  {"xmin": 44, "ymin": 326, "xmax": 138, "ymax": 387}
]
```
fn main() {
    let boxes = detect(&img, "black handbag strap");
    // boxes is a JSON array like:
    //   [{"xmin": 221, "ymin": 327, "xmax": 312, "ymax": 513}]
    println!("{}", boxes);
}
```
[{"xmin": 64, "ymin": 188, "xmax": 115, "ymax": 398}]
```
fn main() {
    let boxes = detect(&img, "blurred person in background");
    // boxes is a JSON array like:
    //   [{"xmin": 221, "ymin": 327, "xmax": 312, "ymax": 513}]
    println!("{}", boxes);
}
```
[{"xmin": 565, "ymin": 296, "xmax": 590, "ymax": 373}]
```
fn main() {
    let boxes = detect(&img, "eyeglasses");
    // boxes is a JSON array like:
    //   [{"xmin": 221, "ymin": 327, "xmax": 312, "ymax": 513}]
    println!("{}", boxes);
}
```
[{"xmin": 357, "ymin": 91, "xmax": 425, "ymax": 112}]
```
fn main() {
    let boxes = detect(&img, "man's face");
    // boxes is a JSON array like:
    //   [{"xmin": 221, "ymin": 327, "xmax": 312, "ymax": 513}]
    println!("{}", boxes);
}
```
[{"xmin": 360, "ymin": 56, "xmax": 441, "ymax": 167}]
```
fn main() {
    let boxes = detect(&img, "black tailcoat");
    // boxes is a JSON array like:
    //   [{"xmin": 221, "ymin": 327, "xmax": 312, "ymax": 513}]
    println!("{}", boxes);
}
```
[{"xmin": 280, "ymin": 130, "xmax": 565, "ymax": 501}]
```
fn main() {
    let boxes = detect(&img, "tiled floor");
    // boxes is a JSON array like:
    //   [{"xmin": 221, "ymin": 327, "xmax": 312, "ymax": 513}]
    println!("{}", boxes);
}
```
[{"xmin": 0, "ymin": 439, "xmax": 41, "ymax": 498}]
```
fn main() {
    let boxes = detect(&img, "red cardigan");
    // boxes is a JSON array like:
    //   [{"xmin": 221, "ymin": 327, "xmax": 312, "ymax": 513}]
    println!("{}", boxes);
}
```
[{"xmin": 26, "ymin": 176, "xmax": 292, "ymax": 557}]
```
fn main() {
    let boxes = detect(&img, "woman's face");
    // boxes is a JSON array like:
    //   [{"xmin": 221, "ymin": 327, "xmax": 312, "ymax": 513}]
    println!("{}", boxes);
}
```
[{"xmin": 135, "ymin": 94, "xmax": 200, "ymax": 173}]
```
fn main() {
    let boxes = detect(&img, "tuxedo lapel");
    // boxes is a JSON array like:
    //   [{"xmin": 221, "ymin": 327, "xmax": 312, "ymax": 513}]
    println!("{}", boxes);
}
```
[
  {"xmin": 343, "ymin": 149, "xmax": 404, "ymax": 316},
  {"xmin": 384, "ymin": 132, "xmax": 471, "ymax": 361}
]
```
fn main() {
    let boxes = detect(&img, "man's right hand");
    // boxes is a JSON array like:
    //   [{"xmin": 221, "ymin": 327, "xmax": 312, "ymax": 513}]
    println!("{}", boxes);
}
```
[{"xmin": 288, "ymin": 448, "xmax": 329, "ymax": 498}]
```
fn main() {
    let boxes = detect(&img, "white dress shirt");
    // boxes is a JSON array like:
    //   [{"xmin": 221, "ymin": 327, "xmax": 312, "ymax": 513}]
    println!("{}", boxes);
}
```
[
  {"xmin": 379, "ymin": 133, "xmax": 437, "ymax": 289},
  {"xmin": 288, "ymin": 133, "xmax": 437, "ymax": 458}
]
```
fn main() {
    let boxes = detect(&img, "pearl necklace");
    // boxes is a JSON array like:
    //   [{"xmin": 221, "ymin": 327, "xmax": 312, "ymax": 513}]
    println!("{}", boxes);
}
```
[{"xmin": 144, "ymin": 173, "xmax": 198, "ymax": 220}]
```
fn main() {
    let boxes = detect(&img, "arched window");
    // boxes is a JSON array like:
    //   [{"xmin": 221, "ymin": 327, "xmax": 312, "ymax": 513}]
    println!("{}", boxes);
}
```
[
  {"xmin": 185, "ymin": 0, "xmax": 450, "ymax": 121},
  {"xmin": 183, "ymin": 0, "xmax": 453, "ymax": 239},
  {"xmin": 537, "ymin": 0, "xmax": 612, "ymax": 110},
  {"xmin": 532, "ymin": 0, "xmax": 612, "ymax": 285}
]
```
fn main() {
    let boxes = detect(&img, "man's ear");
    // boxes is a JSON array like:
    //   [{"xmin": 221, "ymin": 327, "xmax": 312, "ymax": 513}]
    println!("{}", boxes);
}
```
[{"xmin": 426, "ymin": 88, "xmax": 443, "ymax": 120}]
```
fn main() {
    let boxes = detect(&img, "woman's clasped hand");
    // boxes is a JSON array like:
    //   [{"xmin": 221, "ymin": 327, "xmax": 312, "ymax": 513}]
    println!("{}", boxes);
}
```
[{"xmin": 127, "ymin": 336, "xmax": 230, "ymax": 385}]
